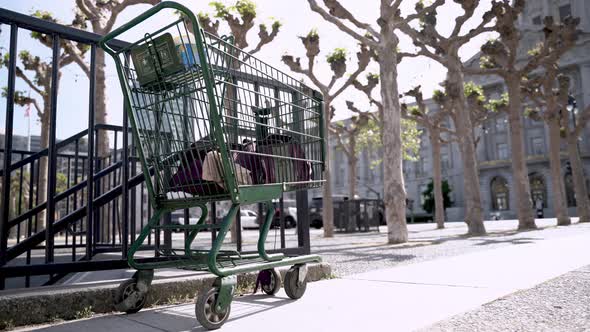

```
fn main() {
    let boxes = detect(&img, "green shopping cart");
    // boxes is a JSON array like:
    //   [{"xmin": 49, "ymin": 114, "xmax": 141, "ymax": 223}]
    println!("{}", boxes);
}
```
[{"xmin": 99, "ymin": 1, "xmax": 325, "ymax": 329}]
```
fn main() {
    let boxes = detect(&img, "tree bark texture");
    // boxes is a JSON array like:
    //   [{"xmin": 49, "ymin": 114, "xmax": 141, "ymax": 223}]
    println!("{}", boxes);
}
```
[
  {"xmin": 322, "ymin": 100, "xmax": 334, "ymax": 237},
  {"xmin": 447, "ymin": 66, "xmax": 485, "ymax": 235},
  {"xmin": 567, "ymin": 135, "xmax": 590, "ymax": 223},
  {"xmin": 379, "ymin": 37, "xmax": 408, "ymax": 244},
  {"xmin": 347, "ymin": 135, "xmax": 357, "ymax": 200},
  {"xmin": 36, "ymin": 97, "xmax": 51, "ymax": 232},
  {"xmin": 547, "ymin": 118, "xmax": 570, "ymax": 225},
  {"xmin": 507, "ymin": 79, "xmax": 536, "ymax": 229},
  {"xmin": 430, "ymin": 127, "xmax": 445, "ymax": 229}
]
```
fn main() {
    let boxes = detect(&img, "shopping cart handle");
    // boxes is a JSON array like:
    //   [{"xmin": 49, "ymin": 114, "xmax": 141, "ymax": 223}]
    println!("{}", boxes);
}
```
[{"xmin": 99, "ymin": 1, "xmax": 200, "ymax": 52}]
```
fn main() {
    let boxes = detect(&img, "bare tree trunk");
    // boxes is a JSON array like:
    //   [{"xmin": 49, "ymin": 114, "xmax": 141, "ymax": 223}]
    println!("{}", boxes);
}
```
[
  {"xmin": 95, "ymin": 46, "xmax": 111, "ymax": 158},
  {"xmin": 547, "ymin": 118, "xmax": 570, "ymax": 225},
  {"xmin": 322, "ymin": 100, "xmax": 334, "ymax": 237},
  {"xmin": 507, "ymin": 80, "xmax": 536, "ymax": 229},
  {"xmin": 567, "ymin": 134, "xmax": 590, "ymax": 223},
  {"xmin": 430, "ymin": 128, "xmax": 445, "ymax": 229},
  {"xmin": 380, "ymin": 39, "xmax": 407, "ymax": 244},
  {"xmin": 448, "ymin": 66, "xmax": 485, "ymax": 235},
  {"xmin": 348, "ymin": 136, "xmax": 357, "ymax": 200},
  {"xmin": 36, "ymin": 100, "xmax": 51, "ymax": 231}
]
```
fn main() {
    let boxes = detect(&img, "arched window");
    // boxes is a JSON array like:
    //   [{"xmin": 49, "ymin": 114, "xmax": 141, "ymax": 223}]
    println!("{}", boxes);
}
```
[
  {"xmin": 565, "ymin": 173, "xmax": 576, "ymax": 207},
  {"xmin": 530, "ymin": 173, "xmax": 546, "ymax": 208},
  {"xmin": 491, "ymin": 176, "xmax": 509, "ymax": 211}
]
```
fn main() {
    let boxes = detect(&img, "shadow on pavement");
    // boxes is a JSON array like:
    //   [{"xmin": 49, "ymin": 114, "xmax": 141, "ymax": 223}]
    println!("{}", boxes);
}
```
[{"xmin": 27, "ymin": 294, "xmax": 295, "ymax": 332}]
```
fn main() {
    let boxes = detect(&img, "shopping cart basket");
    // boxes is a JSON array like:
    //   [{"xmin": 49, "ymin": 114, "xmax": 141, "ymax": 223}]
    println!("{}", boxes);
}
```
[{"xmin": 100, "ymin": 1, "xmax": 325, "ymax": 329}]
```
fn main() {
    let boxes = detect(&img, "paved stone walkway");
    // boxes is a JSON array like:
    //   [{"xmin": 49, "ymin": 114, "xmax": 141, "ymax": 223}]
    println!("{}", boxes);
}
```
[{"xmin": 18, "ymin": 220, "xmax": 590, "ymax": 332}]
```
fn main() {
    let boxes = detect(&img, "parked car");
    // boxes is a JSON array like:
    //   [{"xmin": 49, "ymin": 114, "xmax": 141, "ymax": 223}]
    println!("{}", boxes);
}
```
[
  {"xmin": 240, "ymin": 209, "xmax": 259, "ymax": 229},
  {"xmin": 253, "ymin": 199, "xmax": 298, "ymax": 229}
]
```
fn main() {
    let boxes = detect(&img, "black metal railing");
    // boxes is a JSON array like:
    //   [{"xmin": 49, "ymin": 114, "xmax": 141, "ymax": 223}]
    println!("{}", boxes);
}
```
[{"xmin": 0, "ymin": 8, "xmax": 311, "ymax": 290}]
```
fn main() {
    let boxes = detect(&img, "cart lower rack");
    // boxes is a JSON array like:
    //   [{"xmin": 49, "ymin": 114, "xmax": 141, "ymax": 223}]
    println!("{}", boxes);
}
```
[{"xmin": 100, "ymin": 1, "xmax": 325, "ymax": 329}]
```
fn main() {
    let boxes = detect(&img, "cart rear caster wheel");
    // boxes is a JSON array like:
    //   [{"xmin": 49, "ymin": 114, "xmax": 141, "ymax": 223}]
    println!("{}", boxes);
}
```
[
  {"xmin": 284, "ymin": 266, "xmax": 307, "ymax": 299},
  {"xmin": 115, "ymin": 278, "xmax": 147, "ymax": 314},
  {"xmin": 258, "ymin": 269, "xmax": 281, "ymax": 295},
  {"xmin": 196, "ymin": 288, "xmax": 231, "ymax": 330}
]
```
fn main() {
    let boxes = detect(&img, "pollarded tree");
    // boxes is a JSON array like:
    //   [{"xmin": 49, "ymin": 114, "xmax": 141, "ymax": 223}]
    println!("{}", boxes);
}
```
[
  {"xmin": 0, "ymin": 11, "xmax": 88, "ymax": 231},
  {"xmin": 523, "ymin": 73, "xmax": 584, "ymax": 225},
  {"xmin": 402, "ymin": 86, "xmax": 453, "ymax": 229},
  {"xmin": 74, "ymin": 0, "xmax": 161, "ymax": 157},
  {"xmin": 397, "ymin": 0, "xmax": 498, "ymax": 235},
  {"xmin": 330, "ymin": 102, "xmax": 371, "ymax": 199},
  {"xmin": 403, "ymin": 82, "xmax": 492, "ymax": 231},
  {"xmin": 307, "ymin": 0, "xmax": 446, "ymax": 243},
  {"xmin": 282, "ymin": 29, "xmax": 371, "ymax": 237},
  {"xmin": 466, "ymin": 2, "xmax": 580, "ymax": 229},
  {"xmin": 195, "ymin": 0, "xmax": 281, "ymax": 54},
  {"xmin": 519, "ymin": 16, "xmax": 580, "ymax": 226},
  {"xmin": 563, "ymin": 94, "xmax": 590, "ymax": 223},
  {"xmin": 523, "ymin": 75, "xmax": 572, "ymax": 226}
]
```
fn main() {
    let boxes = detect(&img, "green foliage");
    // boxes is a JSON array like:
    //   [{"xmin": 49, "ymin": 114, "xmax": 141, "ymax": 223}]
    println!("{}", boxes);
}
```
[
  {"xmin": 366, "ymin": 72, "xmax": 379, "ymax": 81},
  {"xmin": 402, "ymin": 119, "xmax": 422, "ymax": 161},
  {"xmin": 479, "ymin": 55, "xmax": 496, "ymax": 69},
  {"xmin": 326, "ymin": 48, "xmax": 347, "ymax": 64},
  {"xmin": 464, "ymin": 82, "xmax": 485, "ymax": 103},
  {"xmin": 307, "ymin": 28, "xmax": 319, "ymax": 39},
  {"xmin": 357, "ymin": 118, "xmax": 421, "ymax": 164},
  {"xmin": 197, "ymin": 11, "xmax": 210, "ymax": 21},
  {"xmin": 271, "ymin": 19, "xmax": 282, "ymax": 30},
  {"xmin": 56, "ymin": 173, "xmax": 68, "ymax": 194},
  {"xmin": 210, "ymin": 0, "xmax": 257, "ymax": 19},
  {"xmin": 407, "ymin": 105, "xmax": 422, "ymax": 117},
  {"xmin": 485, "ymin": 93, "xmax": 509, "ymax": 112},
  {"xmin": 527, "ymin": 42, "xmax": 543, "ymax": 56},
  {"xmin": 356, "ymin": 118, "xmax": 380, "ymax": 154},
  {"xmin": 73, "ymin": 306, "xmax": 93, "ymax": 320},
  {"xmin": 421, "ymin": 179, "xmax": 453, "ymax": 214}
]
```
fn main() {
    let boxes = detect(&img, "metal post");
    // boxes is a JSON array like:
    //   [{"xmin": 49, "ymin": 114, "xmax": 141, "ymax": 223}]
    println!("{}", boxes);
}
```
[
  {"xmin": 45, "ymin": 34, "xmax": 60, "ymax": 264},
  {"xmin": 0, "ymin": 23, "xmax": 18, "ymax": 290},
  {"xmin": 86, "ymin": 44, "xmax": 96, "ymax": 260},
  {"xmin": 122, "ymin": 100, "xmax": 130, "ymax": 258}
]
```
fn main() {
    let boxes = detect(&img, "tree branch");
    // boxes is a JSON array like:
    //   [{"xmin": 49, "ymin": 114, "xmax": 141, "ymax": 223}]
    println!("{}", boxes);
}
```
[
  {"xmin": 105, "ymin": 0, "xmax": 161, "ymax": 31},
  {"xmin": 15, "ymin": 66, "xmax": 43, "ymax": 96},
  {"xmin": 307, "ymin": 0, "xmax": 379, "ymax": 48}
]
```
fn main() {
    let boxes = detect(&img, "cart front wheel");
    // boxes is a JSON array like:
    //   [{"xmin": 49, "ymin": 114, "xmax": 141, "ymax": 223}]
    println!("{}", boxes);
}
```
[
  {"xmin": 115, "ymin": 278, "xmax": 147, "ymax": 314},
  {"xmin": 259, "ymin": 269, "xmax": 281, "ymax": 295},
  {"xmin": 195, "ymin": 288, "xmax": 231, "ymax": 330},
  {"xmin": 284, "ymin": 266, "xmax": 307, "ymax": 299}
]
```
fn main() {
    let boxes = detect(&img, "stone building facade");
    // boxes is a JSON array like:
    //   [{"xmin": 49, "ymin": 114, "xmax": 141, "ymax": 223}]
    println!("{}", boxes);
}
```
[{"xmin": 329, "ymin": 0, "xmax": 590, "ymax": 222}]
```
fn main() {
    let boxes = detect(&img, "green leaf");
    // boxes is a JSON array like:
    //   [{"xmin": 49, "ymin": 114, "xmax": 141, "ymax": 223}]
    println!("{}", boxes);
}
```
[{"xmin": 326, "ymin": 48, "xmax": 347, "ymax": 64}]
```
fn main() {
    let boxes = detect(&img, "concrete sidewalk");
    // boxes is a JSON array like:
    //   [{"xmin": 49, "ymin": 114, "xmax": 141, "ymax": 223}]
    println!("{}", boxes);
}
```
[{"xmin": 20, "ymin": 230, "xmax": 590, "ymax": 332}]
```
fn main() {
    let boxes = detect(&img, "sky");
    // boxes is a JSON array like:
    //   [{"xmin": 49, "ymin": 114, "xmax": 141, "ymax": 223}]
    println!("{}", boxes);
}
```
[{"xmin": 0, "ymin": 0, "xmax": 495, "ymax": 142}]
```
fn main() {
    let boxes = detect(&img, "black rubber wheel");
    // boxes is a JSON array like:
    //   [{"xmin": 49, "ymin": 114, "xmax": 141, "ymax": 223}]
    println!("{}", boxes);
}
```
[
  {"xmin": 311, "ymin": 219, "xmax": 323, "ymax": 229},
  {"xmin": 195, "ymin": 288, "xmax": 231, "ymax": 330},
  {"xmin": 259, "ymin": 269, "xmax": 281, "ymax": 295},
  {"xmin": 284, "ymin": 266, "xmax": 307, "ymax": 300},
  {"xmin": 285, "ymin": 217, "xmax": 296, "ymax": 229},
  {"xmin": 115, "ymin": 278, "xmax": 147, "ymax": 314}
]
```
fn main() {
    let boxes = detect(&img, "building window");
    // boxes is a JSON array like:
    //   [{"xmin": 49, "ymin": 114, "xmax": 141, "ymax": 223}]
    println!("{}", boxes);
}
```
[
  {"xmin": 491, "ymin": 176, "xmax": 509, "ymax": 211},
  {"xmin": 559, "ymin": 4, "xmax": 572, "ymax": 21},
  {"xmin": 497, "ymin": 143, "xmax": 508, "ymax": 160},
  {"xmin": 530, "ymin": 173, "xmax": 546, "ymax": 208},
  {"xmin": 495, "ymin": 116, "xmax": 507, "ymax": 132},
  {"xmin": 531, "ymin": 137, "xmax": 544, "ymax": 155},
  {"xmin": 532, "ymin": 16, "xmax": 542, "ymax": 25}
]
